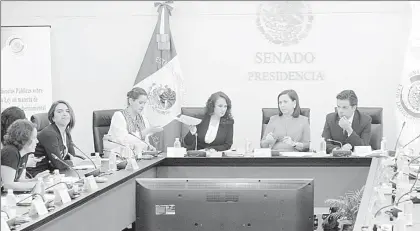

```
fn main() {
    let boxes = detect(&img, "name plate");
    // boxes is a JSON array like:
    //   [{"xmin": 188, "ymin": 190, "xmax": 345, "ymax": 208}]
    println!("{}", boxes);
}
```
[
  {"xmin": 54, "ymin": 188, "xmax": 71, "ymax": 205},
  {"xmin": 29, "ymin": 197, "xmax": 48, "ymax": 217},
  {"xmin": 354, "ymin": 146, "xmax": 372, "ymax": 155},
  {"xmin": 253, "ymin": 148, "xmax": 271, "ymax": 157},
  {"xmin": 1, "ymin": 217, "xmax": 10, "ymax": 231},
  {"xmin": 84, "ymin": 175, "xmax": 98, "ymax": 192},
  {"xmin": 125, "ymin": 158, "xmax": 139, "ymax": 171},
  {"xmin": 167, "ymin": 147, "xmax": 186, "ymax": 157}
]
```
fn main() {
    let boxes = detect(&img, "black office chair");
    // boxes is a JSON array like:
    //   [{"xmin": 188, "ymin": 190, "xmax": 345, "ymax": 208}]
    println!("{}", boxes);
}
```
[
  {"xmin": 92, "ymin": 109, "xmax": 120, "ymax": 153},
  {"xmin": 260, "ymin": 108, "xmax": 311, "ymax": 139},
  {"xmin": 30, "ymin": 113, "xmax": 50, "ymax": 131},
  {"xmin": 334, "ymin": 107, "xmax": 383, "ymax": 150},
  {"xmin": 180, "ymin": 107, "xmax": 207, "ymax": 138}
]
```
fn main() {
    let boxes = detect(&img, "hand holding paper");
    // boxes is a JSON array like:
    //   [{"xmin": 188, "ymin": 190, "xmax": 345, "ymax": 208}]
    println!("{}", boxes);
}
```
[{"xmin": 176, "ymin": 115, "xmax": 202, "ymax": 126}]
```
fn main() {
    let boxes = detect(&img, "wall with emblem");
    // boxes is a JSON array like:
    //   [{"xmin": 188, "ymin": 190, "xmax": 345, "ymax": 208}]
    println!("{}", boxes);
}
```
[{"xmin": 1, "ymin": 1, "xmax": 413, "ymax": 152}]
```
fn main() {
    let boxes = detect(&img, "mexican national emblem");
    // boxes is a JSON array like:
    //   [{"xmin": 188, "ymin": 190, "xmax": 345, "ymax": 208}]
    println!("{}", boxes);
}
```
[
  {"xmin": 148, "ymin": 83, "xmax": 177, "ymax": 115},
  {"xmin": 396, "ymin": 71, "xmax": 420, "ymax": 120},
  {"xmin": 256, "ymin": 1, "xmax": 314, "ymax": 46}
]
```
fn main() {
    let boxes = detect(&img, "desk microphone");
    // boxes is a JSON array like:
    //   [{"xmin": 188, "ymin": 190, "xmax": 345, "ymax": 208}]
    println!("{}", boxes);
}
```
[
  {"xmin": 129, "ymin": 132, "xmax": 155, "ymax": 151},
  {"xmin": 51, "ymin": 154, "xmax": 82, "ymax": 180},
  {"xmin": 195, "ymin": 133, "xmax": 198, "ymax": 151},
  {"xmin": 394, "ymin": 121, "xmax": 406, "ymax": 150},
  {"xmin": 71, "ymin": 142, "xmax": 101, "ymax": 177},
  {"xmin": 402, "ymin": 133, "xmax": 420, "ymax": 149},
  {"xmin": 327, "ymin": 139, "xmax": 343, "ymax": 148},
  {"xmin": 106, "ymin": 139, "xmax": 126, "ymax": 148}
]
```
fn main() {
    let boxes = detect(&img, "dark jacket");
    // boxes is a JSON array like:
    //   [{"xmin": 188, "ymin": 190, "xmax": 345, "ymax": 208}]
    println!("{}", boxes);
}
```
[
  {"xmin": 322, "ymin": 109, "xmax": 372, "ymax": 154},
  {"xmin": 182, "ymin": 116, "xmax": 234, "ymax": 151},
  {"xmin": 27, "ymin": 123, "xmax": 77, "ymax": 177}
]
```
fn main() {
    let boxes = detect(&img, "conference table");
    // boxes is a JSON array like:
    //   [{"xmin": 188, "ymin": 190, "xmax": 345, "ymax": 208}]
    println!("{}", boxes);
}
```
[{"xmin": 4, "ymin": 154, "xmax": 420, "ymax": 231}]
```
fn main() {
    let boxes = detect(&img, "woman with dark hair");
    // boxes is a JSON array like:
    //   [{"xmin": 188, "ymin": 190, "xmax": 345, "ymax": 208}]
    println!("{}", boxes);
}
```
[
  {"xmin": 1, "ymin": 106, "xmax": 26, "ymax": 146},
  {"xmin": 103, "ymin": 87, "xmax": 163, "ymax": 157},
  {"xmin": 27, "ymin": 100, "xmax": 83, "ymax": 177},
  {"xmin": 1, "ymin": 119, "xmax": 45, "ymax": 191},
  {"xmin": 182, "ymin": 91, "xmax": 234, "ymax": 151},
  {"xmin": 260, "ymin": 89, "xmax": 310, "ymax": 152}
]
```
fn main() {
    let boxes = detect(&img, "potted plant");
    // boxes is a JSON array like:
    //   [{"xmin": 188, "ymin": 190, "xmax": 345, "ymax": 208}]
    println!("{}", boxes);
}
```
[{"xmin": 322, "ymin": 186, "xmax": 365, "ymax": 231}]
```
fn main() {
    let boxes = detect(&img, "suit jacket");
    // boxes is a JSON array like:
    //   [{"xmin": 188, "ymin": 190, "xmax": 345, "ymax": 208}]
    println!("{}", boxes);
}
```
[
  {"xmin": 27, "ymin": 123, "xmax": 77, "ymax": 177},
  {"xmin": 322, "ymin": 110, "xmax": 372, "ymax": 154},
  {"xmin": 183, "ymin": 115, "xmax": 234, "ymax": 151}
]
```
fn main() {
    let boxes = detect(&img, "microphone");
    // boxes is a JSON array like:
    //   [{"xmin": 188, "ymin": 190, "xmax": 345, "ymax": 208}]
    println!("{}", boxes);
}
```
[
  {"xmin": 129, "ymin": 132, "xmax": 157, "ymax": 152},
  {"xmin": 51, "ymin": 154, "xmax": 82, "ymax": 180},
  {"xmin": 327, "ymin": 139, "xmax": 352, "ymax": 157},
  {"xmin": 394, "ymin": 121, "xmax": 406, "ymax": 151},
  {"xmin": 195, "ymin": 133, "xmax": 198, "ymax": 151},
  {"xmin": 102, "ymin": 139, "xmax": 129, "ymax": 170},
  {"xmin": 327, "ymin": 139, "xmax": 343, "ymax": 148},
  {"xmin": 71, "ymin": 142, "xmax": 101, "ymax": 177},
  {"xmin": 402, "ymin": 133, "xmax": 420, "ymax": 149}
]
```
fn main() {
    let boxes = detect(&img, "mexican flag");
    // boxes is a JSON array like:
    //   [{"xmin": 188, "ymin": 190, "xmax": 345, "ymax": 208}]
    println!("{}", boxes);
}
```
[{"xmin": 133, "ymin": 2, "xmax": 184, "ymax": 151}]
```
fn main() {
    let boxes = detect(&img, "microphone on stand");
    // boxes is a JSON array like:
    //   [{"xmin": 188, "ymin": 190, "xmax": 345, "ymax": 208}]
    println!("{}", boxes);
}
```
[
  {"xmin": 102, "ymin": 139, "xmax": 128, "ymax": 170},
  {"xmin": 327, "ymin": 139, "xmax": 352, "ymax": 157},
  {"xmin": 51, "ymin": 154, "xmax": 82, "ymax": 180},
  {"xmin": 394, "ymin": 121, "xmax": 406, "ymax": 151},
  {"xmin": 195, "ymin": 133, "xmax": 198, "ymax": 151},
  {"xmin": 402, "ymin": 133, "xmax": 420, "ymax": 149},
  {"xmin": 327, "ymin": 139, "xmax": 343, "ymax": 148},
  {"xmin": 129, "ymin": 132, "xmax": 156, "ymax": 152},
  {"xmin": 71, "ymin": 142, "xmax": 101, "ymax": 177}
]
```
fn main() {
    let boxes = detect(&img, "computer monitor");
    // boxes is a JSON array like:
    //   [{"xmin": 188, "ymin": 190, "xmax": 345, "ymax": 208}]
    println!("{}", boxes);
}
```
[{"xmin": 136, "ymin": 178, "xmax": 314, "ymax": 231}]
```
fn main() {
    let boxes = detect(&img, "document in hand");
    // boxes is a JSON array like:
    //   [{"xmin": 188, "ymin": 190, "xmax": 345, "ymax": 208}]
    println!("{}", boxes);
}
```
[{"xmin": 175, "ymin": 115, "xmax": 202, "ymax": 126}]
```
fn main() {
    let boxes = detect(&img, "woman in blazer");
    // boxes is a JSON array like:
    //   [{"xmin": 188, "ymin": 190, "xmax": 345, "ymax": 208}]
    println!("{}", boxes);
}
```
[
  {"xmin": 27, "ymin": 100, "xmax": 83, "ymax": 177},
  {"xmin": 183, "ymin": 91, "xmax": 234, "ymax": 152}
]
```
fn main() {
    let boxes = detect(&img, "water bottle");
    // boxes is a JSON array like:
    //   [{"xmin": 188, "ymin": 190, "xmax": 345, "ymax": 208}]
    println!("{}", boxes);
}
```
[
  {"xmin": 95, "ymin": 153, "xmax": 102, "ymax": 168},
  {"xmin": 5, "ymin": 189, "xmax": 17, "ymax": 218},
  {"xmin": 174, "ymin": 138, "xmax": 181, "ymax": 148},
  {"xmin": 33, "ymin": 178, "xmax": 45, "ymax": 197},
  {"xmin": 53, "ymin": 169, "xmax": 61, "ymax": 184},
  {"xmin": 320, "ymin": 137, "xmax": 327, "ymax": 154},
  {"xmin": 5, "ymin": 189, "xmax": 17, "ymax": 206},
  {"xmin": 380, "ymin": 137, "xmax": 387, "ymax": 152},
  {"xmin": 245, "ymin": 139, "xmax": 253, "ymax": 154},
  {"xmin": 109, "ymin": 152, "xmax": 117, "ymax": 171}
]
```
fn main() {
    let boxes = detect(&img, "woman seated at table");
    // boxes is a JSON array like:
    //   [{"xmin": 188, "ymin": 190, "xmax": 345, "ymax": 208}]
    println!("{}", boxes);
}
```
[
  {"xmin": 260, "ymin": 89, "xmax": 310, "ymax": 152},
  {"xmin": 103, "ymin": 87, "xmax": 163, "ymax": 157},
  {"xmin": 1, "ymin": 119, "xmax": 49, "ymax": 191},
  {"xmin": 27, "ymin": 100, "xmax": 83, "ymax": 177},
  {"xmin": 182, "ymin": 91, "xmax": 234, "ymax": 152}
]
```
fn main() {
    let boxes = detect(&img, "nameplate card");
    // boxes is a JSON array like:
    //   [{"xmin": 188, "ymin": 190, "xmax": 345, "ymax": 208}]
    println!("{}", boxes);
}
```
[
  {"xmin": 253, "ymin": 148, "xmax": 271, "ymax": 157},
  {"xmin": 54, "ymin": 188, "xmax": 71, "ymax": 205},
  {"xmin": 29, "ymin": 198, "xmax": 48, "ymax": 217},
  {"xmin": 354, "ymin": 146, "xmax": 372, "ymax": 156},
  {"xmin": 1, "ymin": 217, "xmax": 10, "ymax": 231},
  {"xmin": 84, "ymin": 176, "xmax": 98, "ymax": 192},
  {"xmin": 167, "ymin": 147, "xmax": 186, "ymax": 157},
  {"xmin": 125, "ymin": 158, "xmax": 139, "ymax": 171}
]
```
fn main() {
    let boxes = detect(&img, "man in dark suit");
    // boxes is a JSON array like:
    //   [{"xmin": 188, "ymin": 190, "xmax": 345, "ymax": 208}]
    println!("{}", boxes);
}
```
[{"xmin": 322, "ymin": 90, "xmax": 372, "ymax": 154}]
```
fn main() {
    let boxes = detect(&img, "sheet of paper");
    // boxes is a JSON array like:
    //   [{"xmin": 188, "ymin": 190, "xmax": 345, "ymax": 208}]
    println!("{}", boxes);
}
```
[
  {"xmin": 280, "ymin": 152, "xmax": 312, "ymax": 157},
  {"xmin": 73, "ymin": 165, "xmax": 95, "ymax": 170},
  {"xmin": 175, "ymin": 115, "xmax": 202, "ymax": 126}
]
